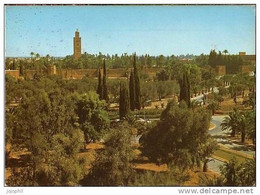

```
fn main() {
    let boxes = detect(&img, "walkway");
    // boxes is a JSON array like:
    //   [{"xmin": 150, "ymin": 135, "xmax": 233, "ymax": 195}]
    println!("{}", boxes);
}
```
[{"xmin": 208, "ymin": 115, "xmax": 255, "ymax": 173}]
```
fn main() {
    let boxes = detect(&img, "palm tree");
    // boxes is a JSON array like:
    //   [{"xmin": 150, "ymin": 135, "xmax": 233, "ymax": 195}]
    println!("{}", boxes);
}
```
[
  {"xmin": 35, "ymin": 53, "xmax": 40, "ymax": 60},
  {"xmin": 221, "ymin": 108, "xmax": 240, "ymax": 137},
  {"xmin": 223, "ymin": 49, "xmax": 229, "ymax": 56},
  {"xmin": 46, "ymin": 54, "xmax": 50, "ymax": 61},
  {"xmin": 30, "ymin": 52, "xmax": 35, "ymax": 60},
  {"xmin": 45, "ymin": 54, "xmax": 51, "ymax": 67},
  {"xmin": 221, "ymin": 109, "xmax": 253, "ymax": 143},
  {"xmin": 242, "ymin": 110, "xmax": 255, "ymax": 144},
  {"xmin": 207, "ymin": 101, "xmax": 219, "ymax": 115}
]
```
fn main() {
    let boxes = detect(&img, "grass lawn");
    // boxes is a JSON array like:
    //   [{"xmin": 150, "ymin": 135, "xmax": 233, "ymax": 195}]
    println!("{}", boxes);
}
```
[{"xmin": 213, "ymin": 147, "xmax": 252, "ymax": 163}]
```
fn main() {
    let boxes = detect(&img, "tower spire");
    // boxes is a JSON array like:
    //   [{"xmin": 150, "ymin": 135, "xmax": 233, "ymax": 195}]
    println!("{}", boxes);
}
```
[{"xmin": 73, "ymin": 29, "xmax": 82, "ymax": 60}]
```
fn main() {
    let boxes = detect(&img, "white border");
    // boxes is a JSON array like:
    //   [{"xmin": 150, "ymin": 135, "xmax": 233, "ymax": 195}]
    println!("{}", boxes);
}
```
[{"xmin": 0, "ymin": 1, "xmax": 258, "ymax": 195}]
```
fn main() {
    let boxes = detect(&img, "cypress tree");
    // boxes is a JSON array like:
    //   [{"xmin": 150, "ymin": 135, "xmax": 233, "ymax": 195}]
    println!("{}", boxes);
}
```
[
  {"xmin": 124, "ymin": 85, "xmax": 130, "ymax": 116},
  {"xmin": 179, "ymin": 71, "xmax": 191, "ymax": 107},
  {"xmin": 119, "ymin": 83, "xmax": 130, "ymax": 120},
  {"xmin": 19, "ymin": 60, "xmax": 23, "ymax": 76},
  {"xmin": 12, "ymin": 59, "xmax": 15, "ymax": 70},
  {"xmin": 97, "ymin": 68, "xmax": 103, "ymax": 99},
  {"xmin": 119, "ymin": 83, "xmax": 123, "ymax": 119},
  {"xmin": 208, "ymin": 49, "xmax": 217, "ymax": 68},
  {"xmin": 102, "ymin": 59, "xmax": 109, "ymax": 102},
  {"xmin": 133, "ymin": 54, "xmax": 141, "ymax": 110},
  {"xmin": 129, "ymin": 70, "xmax": 135, "ymax": 111}
]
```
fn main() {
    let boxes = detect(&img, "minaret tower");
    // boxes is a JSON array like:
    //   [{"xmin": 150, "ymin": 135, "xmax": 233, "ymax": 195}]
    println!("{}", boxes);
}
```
[{"xmin": 73, "ymin": 29, "xmax": 82, "ymax": 60}]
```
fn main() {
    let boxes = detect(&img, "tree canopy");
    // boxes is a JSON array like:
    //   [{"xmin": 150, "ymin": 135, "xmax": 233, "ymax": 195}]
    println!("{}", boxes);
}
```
[{"xmin": 140, "ymin": 100, "xmax": 216, "ymax": 171}]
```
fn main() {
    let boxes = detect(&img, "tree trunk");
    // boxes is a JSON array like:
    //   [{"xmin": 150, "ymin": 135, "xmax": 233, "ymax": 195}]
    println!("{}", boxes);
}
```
[
  {"xmin": 241, "ymin": 130, "xmax": 245, "ymax": 143},
  {"xmin": 203, "ymin": 161, "xmax": 208, "ymax": 172},
  {"xmin": 233, "ymin": 96, "xmax": 237, "ymax": 105},
  {"xmin": 231, "ymin": 129, "xmax": 236, "ymax": 137},
  {"xmin": 158, "ymin": 94, "xmax": 161, "ymax": 101}
]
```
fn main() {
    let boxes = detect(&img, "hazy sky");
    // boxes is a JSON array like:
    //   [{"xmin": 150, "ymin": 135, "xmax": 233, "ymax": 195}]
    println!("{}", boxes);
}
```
[{"xmin": 5, "ymin": 5, "xmax": 255, "ymax": 57}]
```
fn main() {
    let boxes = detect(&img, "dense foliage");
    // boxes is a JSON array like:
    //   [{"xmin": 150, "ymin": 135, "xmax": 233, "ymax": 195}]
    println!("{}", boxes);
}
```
[
  {"xmin": 221, "ymin": 109, "xmax": 256, "ymax": 144},
  {"xmin": 5, "ymin": 49, "xmax": 256, "ymax": 186},
  {"xmin": 140, "ymin": 101, "xmax": 217, "ymax": 171},
  {"xmin": 81, "ymin": 122, "xmax": 134, "ymax": 186},
  {"xmin": 5, "ymin": 76, "xmax": 109, "ymax": 186},
  {"xmin": 119, "ymin": 83, "xmax": 130, "ymax": 119},
  {"xmin": 220, "ymin": 157, "xmax": 256, "ymax": 186}
]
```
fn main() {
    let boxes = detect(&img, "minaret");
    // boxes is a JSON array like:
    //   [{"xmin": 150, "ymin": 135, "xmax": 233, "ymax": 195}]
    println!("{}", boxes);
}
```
[{"xmin": 73, "ymin": 29, "xmax": 82, "ymax": 60}]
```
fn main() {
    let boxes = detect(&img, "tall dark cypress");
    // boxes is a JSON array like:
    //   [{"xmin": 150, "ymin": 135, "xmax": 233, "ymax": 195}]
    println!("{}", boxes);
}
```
[
  {"xmin": 119, "ymin": 83, "xmax": 130, "ymax": 120},
  {"xmin": 102, "ymin": 59, "xmax": 109, "ymax": 102},
  {"xmin": 12, "ymin": 59, "xmax": 15, "ymax": 70},
  {"xmin": 97, "ymin": 68, "xmax": 103, "ymax": 99},
  {"xmin": 133, "ymin": 54, "xmax": 141, "ymax": 110},
  {"xmin": 129, "ymin": 70, "xmax": 135, "ymax": 111},
  {"xmin": 19, "ymin": 60, "xmax": 23, "ymax": 76},
  {"xmin": 119, "ymin": 83, "xmax": 123, "ymax": 119},
  {"xmin": 179, "ymin": 71, "xmax": 191, "ymax": 107},
  {"xmin": 208, "ymin": 49, "xmax": 217, "ymax": 68},
  {"xmin": 124, "ymin": 84, "xmax": 130, "ymax": 116},
  {"xmin": 186, "ymin": 72, "xmax": 191, "ymax": 107}
]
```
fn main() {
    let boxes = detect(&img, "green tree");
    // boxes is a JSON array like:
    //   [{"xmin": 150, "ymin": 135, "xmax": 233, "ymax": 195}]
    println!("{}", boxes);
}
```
[
  {"xmin": 208, "ymin": 49, "xmax": 217, "ymax": 68},
  {"xmin": 96, "ymin": 68, "xmax": 103, "ymax": 99},
  {"xmin": 129, "ymin": 70, "xmax": 136, "ymax": 111},
  {"xmin": 30, "ymin": 52, "xmax": 35, "ymax": 60},
  {"xmin": 245, "ymin": 92, "xmax": 256, "ymax": 109},
  {"xmin": 12, "ymin": 59, "xmax": 16, "ymax": 70},
  {"xmin": 140, "ymin": 81, "xmax": 158, "ymax": 108},
  {"xmin": 155, "ymin": 81, "xmax": 175, "ymax": 101},
  {"xmin": 156, "ymin": 69, "xmax": 169, "ymax": 81},
  {"xmin": 74, "ymin": 91, "xmax": 110, "ymax": 144},
  {"xmin": 19, "ymin": 61, "xmax": 24, "ymax": 76},
  {"xmin": 218, "ymin": 86, "xmax": 229, "ymax": 97},
  {"xmin": 7, "ymin": 129, "xmax": 85, "ymax": 186},
  {"xmin": 133, "ymin": 54, "xmax": 141, "ymax": 110},
  {"xmin": 107, "ymin": 79, "xmax": 121, "ymax": 102},
  {"xmin": 140, "ymin": 101, "xmax": 214, "ymax": 171},
  {"xmin": 16, "ymin": 88, "xmax": 76, "ymax": 145},
  {"xmin": 220, "ymin": 157, "xmax": 255, "ymax": 186},
  {"xmin": 216, "ymin": 51, "xmax": 224, "ymax": 65},
  {"xmin": 33, "ymin": 130, "xmax": 85, "ymax": 186},
  {"xmin": 5, "ymin": 74, "xmax": 18, "ymax": 104},
  {"xmin": 35, "ymin": 53, "xmax": 40, "ymax": 59},
  {"xmin": 82, "ymin": 122, "xmax": 134, "ymax": 186},
  {"xmin": 179, "ymin": 71, "xmax": 190, "ymax": 107},
  {"xmin": 102, "ymin": 59, "xmax": 109, "ymax": 102},
  {"xmin": 221, "ymin": 108, "xmax": 241, "ymax": 137},
  {"xmin": 223, "ymin": 49, "xmax": 229, "ymax": 56},
  {"xmin": 8, "ymin": 87, "xmax": 85, "ymax": 186},
  {"xmin": 237, "ymin": 110, "xmax": 255, "ymax": 144},
  {"xmin": 220, "ymin": 158, "xmax": 239, "ymax": 186},
  {"xmin": 186, "ymin": 64, "xmax": 201, "ymax": 97},
  {"xmin": 199, "ymin": 137, "xmax": 219, "ymax": 172},
  {"xmin": 207, "ymin": 101, "xmax": 219, "ymax": 115},
  {"xmin": 245, "ymin": 110, "xmax": 256, "ymax": 145},
  {"xmin": 119, "ymin": 83, "xmax": 130, "ymax": 120},
  {"xmin": 221, "ymin": 109, "xmax": 254, "ymax": 143}
]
